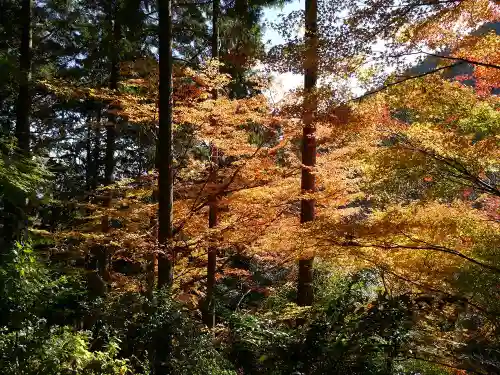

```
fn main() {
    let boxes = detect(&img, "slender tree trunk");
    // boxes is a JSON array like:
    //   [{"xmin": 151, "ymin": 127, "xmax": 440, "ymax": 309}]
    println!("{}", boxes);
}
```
[
  {"xmin": 204, "ymin": 143, "xmax": 218, "ymax": 327},
  {"xmin": 85, "ymin": 116, "xmax": 93, "ymax": 192},
  {"xmin": 98, "ymin": 0, "xmax": 121, "ymax": 284},
  {"xmin": 104, "ymin": 0, "xmax": 120, "ymax": 186},
  {"xmin": 202, "ymin": 0, "xmax": 220, "ymax": 328},
  {"xmin": 2, "ymin": 0, "xmax": 32, "ymax": 251},
  {"xmin": 157, "ymin": 0, "xmax": 174, "ymax": 289},
  {"xmin": 16, "ymin": 0, "xmax": 32, "ymax": 155},
  {"xmin": 154, "ymin": 3, "xmax": 174, "ymax": 374},
  {"xmin": 88, "ymin": 109, "xmax": 101, "ymax": 281},
  {"xmin": 92, "ymin": 111, "xmax": 101, "ymax": 190},
  {"xmin": 297, "ymin": 0, "xmax": 318, "ymax": 307}
]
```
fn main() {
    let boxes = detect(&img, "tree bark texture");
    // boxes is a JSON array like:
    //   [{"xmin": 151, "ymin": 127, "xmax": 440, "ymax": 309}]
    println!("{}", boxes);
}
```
[
  {"xmin": 104, "ymin": 0, "xmax": 121, "ymax": 185},
  {"xmin": 157, "ymin": 0, "xmax": 174, "ymax": 289},
  {"xmin": 204, "ymin": 143, "xmax": 219, "ymax": 327},
  {"xmin": 15, "ymin": 0, "xmax": 32, "ymax": 155},
  {"xmin": 297, "ymin": 0, "xmax": 318, "ymax": 307},
  {"xmin": 2, "ymin": 0, "xmax": 33, "ymax": 251}
]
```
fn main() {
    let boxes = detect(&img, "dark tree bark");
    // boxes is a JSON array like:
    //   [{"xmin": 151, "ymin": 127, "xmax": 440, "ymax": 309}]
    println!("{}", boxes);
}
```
[
  {"xmin": 104, "ymin": 0, "xmax": 121, "ymax": 186},
  {"xmin": 297, "ymin": 0, "xmax": 318, "ymax": 307},
  {"xmin": 202, "ymin": 0, "xmax": 220, "ymax": 328},
  {"xmin": 157, "ymin": 0, "xmax": 174, "ymax": 289},
  {"xmin": 154, "ymin": 4, "xmax": 175, "ymax": 374},
  {"xmin": 98, "ymin": 0, "xmax": 122, "ymax": 284},
  {"xmin": 85, "ymin": 116, "xmax": 93, "ymax": 192},
  {"xmin": 91, "ymin": 122, "xmax": 100, "ymax": 190},
  {"xmin": 15, "ymin": 0, "xmax": 32, "ymax": 155},
  {"xmin": 203, "ymin": 143, "xmax": 219, "ymax": 327},
  {"xmin": 2, "ymin": 0, "xmax": 33, "ymax": 251}
]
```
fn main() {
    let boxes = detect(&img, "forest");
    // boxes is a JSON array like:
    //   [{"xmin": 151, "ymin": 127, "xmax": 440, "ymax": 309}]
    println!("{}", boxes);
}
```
[{"xmin": 0, "ymin": 0, "xmax": 499, "ymax": 373}]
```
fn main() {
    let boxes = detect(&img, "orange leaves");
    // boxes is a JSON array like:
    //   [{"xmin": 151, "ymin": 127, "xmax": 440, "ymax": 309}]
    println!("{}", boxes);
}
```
[
  {"xmin": 482, "ymin": 196, "xmax": 500, "ymax": 221},
  {"xmin": 466, "ymin": 38, "xmax": 500, "ymax": 96},
  {"xmin": 325, "ymin": 104, "xmax": 352, "ymax": 126},
  {"xmin": 223, "ymin": 268, "xmax": 252, "ymax": 279}
]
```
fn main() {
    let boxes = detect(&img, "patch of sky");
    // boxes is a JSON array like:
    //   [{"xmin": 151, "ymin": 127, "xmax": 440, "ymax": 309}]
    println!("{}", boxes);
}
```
[
  {"xmin": 262, "ymin": 0, "xmax": 304, "ymax": 51},
  {"xmin": 258, "ymin": 0, "xmax": 426, "ymax": 105},
  {"xmin": 259, "ymin": 0, "xmax": 303, "ymax": 104}
]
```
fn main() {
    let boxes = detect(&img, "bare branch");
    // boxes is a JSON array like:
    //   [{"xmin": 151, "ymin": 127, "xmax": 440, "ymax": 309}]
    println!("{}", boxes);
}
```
[{"xmin": 351, "ymin": 63, "xmax": 462, "ymax": 102}]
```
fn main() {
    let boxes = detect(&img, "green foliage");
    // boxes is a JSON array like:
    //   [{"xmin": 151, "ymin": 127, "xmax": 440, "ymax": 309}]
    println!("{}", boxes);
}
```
[
  {"xmin": 457, "ymin": 101, "xmax": 500, "ymax": 139},
  {"xmin": 93, "ymin": 289, "xmax": 237, "ymax": 375},
  {"xmin": 0, "ymin": 243, "xmax": 473, "ymax": 375},
  {"xmin": 227, "ymin": 307, "xmax": 297, "ymax": 374},
  {"xmin": 392, "ymin": 359, "xmax": 449, "ymax": 375},
  {"xmin": 225, "ymin": 269, "xmax": 425, "ymax": 375},
  {"xmin": 143, "ymin": 292, "xmax": 236, "ymax": 374},
  {"xmin": 0, "ymin": 137, "xmax": 50, "ymax": 205},
  {"xmin": 2, "ymin": 0, "xmax": 499, "ymax": 373},
  {"xmin": 0, "ymin": 327, "xmax": 133, "ymax": 375},
  {"xmin": 294, "ymin": 271, "xmax": 414, "ymax": 374},
  {"xmin": 0, "ymin": 243, "xmax": 136, "ymax": 375}
]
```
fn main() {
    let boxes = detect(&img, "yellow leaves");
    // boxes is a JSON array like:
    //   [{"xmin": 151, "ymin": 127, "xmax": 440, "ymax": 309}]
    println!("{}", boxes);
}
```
[
  {"xmin": 354, "ymin": 75, "xmax": 499, "ymax": 208},
  {"xmin": 310, "ymin": 199, "xmax": 500, "ymax": 298},
  {"xmin": 402, "ymin": 0, "xmax": 497, "ymax": 50},
  {"xmin": 265, "ymin": 302, "xmax": 312, "ymax": 321},
  {"xmin": 48, "ymin": 0, "xmax": 498, "ymax": 311},
  {"xmin": 39, "ymin": 79, "xmax": 87, "ymax": 99}
]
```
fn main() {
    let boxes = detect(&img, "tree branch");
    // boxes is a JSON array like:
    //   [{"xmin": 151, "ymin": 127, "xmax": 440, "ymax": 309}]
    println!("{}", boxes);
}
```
[
  {"xmin": 351, "ymin": 63, "xmax": 462, "ymax": 102},
  {"xmin": 333, "ymin": 238, "xmax": 500, "ymax": 274},
  {"xmin": 420, "ymin": 52, "xmax": 500, "ymax": 70}
]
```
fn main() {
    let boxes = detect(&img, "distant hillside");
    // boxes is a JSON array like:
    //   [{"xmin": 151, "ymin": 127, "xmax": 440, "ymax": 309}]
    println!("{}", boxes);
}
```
[{"xmin": 410, "ymin": 21, "xmax": 499, "ymax": 93}]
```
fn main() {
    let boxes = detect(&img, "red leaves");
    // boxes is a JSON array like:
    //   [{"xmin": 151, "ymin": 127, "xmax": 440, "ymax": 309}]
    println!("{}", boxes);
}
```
[
  {"xmin": 444, "ymin": 115, "xmax": 458, "ymax": 124},
  {"xmin": 462, "ymin": 187, "xmax": 473, "ymax": 199}
]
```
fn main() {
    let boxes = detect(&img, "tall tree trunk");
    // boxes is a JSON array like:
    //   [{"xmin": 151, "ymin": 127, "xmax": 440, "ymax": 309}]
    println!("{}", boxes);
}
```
[
  {"xmin": 104, "ymin": 0, "xmax": 120, "ymax": 186},
  {"xmin": 16, "ymin": 0, "xmax": 32, "ymax": 155},
  {"xmin": 157, "ymin": 0, "xmax": 174, "ymax": 289},
  {"xmin": 3, "ymin": 0, "xmax": 33, "ymax": 251},
  {"xmin": 85, "ymin": 116, "xmax": 93, "ymax": 192},
  {"xmin": 154, "ymin": 3, "xmax": 175, "ymax": 374},
  {"xmin": 91, "ymin": 119, "xmax": 100, "ymax": 190},
  {"xmin": 204, "ymin": 143, "xmax": 218, "ymax": 327},
  {"xmin": 297, "ymin": 0, "xmax": 318, "ymax": 307},
  {"xmin": 203, "ymin": 0, "xmax": 220, "ymax": 328},
  {"xmin": 98, "ymin": 0, "xmax": 122, "ymax": 284}
]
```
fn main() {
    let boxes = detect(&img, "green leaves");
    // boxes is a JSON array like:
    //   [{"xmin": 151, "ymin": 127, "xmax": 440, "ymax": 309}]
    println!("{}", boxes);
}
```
[
  {"xmin": 457, "ymin": 102, "xmax": 500, "ymax": 139},
  {"xmin": 0, "ymin": 326, "xmax": 135, "ymax": 375},
  {"xmin": 0, "ymin": 137, "xmax": 51, "ymax": 207}
]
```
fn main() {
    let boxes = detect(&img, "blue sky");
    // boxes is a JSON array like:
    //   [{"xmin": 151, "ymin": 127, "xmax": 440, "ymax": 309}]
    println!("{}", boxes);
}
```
[
  {"xmin": 260, "ymin": 0, "xmax": 304, "ymax": 104},
  {"xmin": 262, "ymin": 0, "xmax": 303, "ymax": 50},
  {"xmin": 259, "ymin": 0, "xmax": 407, "ymax": 102}
]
